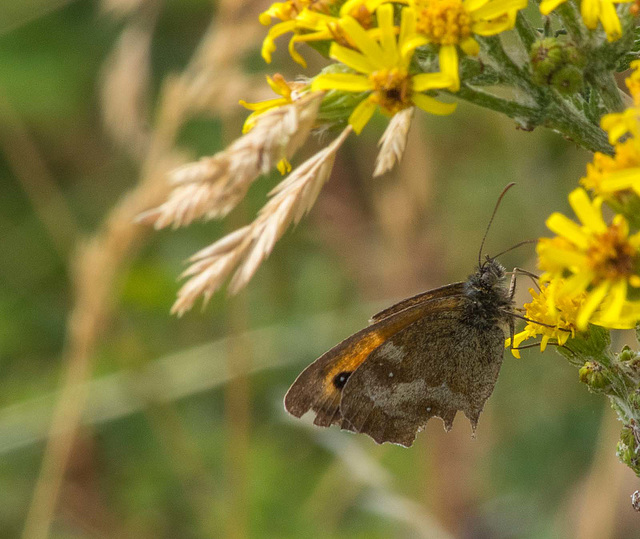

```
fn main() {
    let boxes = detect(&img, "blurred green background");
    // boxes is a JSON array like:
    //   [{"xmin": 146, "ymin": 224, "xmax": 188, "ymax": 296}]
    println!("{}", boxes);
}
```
[{"xmin": 1, "ymin": 0, "xmax": 638, "ymax": 538}]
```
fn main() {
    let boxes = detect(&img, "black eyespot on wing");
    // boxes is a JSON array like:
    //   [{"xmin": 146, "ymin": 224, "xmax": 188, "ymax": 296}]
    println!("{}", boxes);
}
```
[{"xmin": 333, "ymin": 371, "xmax": 352, "ymax": 389}]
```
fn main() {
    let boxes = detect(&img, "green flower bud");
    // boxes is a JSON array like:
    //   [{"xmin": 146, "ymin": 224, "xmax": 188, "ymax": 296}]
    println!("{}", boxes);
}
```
[
  {"xmin": 550, "ymin": 65, "xmax": 584, "ymax": 95},
  {"xmin": 530, "ymin": 38, "xmax": 564, "ymax": 86},
  {"xmin": 529, "ymin": 38, "xmax": 584, "ymax": 92},
  {"xmin": 562, "ymin": 43, "xmax": 585, "ymax": 68},
  {"xmin": 579, "ymin": 361, "xmax": 609, "ymax": 390}
]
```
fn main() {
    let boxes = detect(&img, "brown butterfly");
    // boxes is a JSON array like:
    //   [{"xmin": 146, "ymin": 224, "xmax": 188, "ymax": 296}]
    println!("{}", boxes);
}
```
[{"xmin": 284, "ymin": 184, "xmax": 523, "ymax": 447}]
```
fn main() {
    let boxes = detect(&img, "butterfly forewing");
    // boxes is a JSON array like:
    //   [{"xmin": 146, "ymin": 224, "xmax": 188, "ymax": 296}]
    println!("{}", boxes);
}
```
[
  {"xmin": 284, "ymin": 293, "xmax": 468, "ymax": 429},
  {"xmin": 369, "ymin": 282, "xmax": 465, "ymax": 323}
]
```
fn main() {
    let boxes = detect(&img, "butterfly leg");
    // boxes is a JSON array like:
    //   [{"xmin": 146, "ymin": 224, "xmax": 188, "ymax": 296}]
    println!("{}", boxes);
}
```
[{"xmin": 507, "ymin": 267, "xmax": 540, "ymax": 298}]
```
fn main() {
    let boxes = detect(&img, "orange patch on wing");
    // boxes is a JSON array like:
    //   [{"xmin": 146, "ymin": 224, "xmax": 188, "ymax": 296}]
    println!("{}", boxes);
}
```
[{"xmin": 322, "ymin": 332, "xmax": 386, "ymax": 396}]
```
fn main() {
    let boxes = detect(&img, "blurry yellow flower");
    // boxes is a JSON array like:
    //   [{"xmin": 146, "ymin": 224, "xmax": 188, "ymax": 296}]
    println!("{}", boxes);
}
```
[
  {"xmin": 239, "ymin": 74, "xmax": 308, "ymax": 134},
  {"xmin": 537, "ymin": 188, "xmax": 640, "ymax": 329},
  {"xmin": 625, "ymin": 60, "xmax": 640, "ymax": 104},
  {"xmin": 260, "ymin": 0, "xmax": 339, "ymax": 65},
  {"xmin": 581, "ymin": 139, "xmax": 640, "ymax": 198},
  {"xmin": 505, "ymin": 281, "xmax": 581, "ymax": 358},
  {"xmin": 259, "ymin": 0, "xmax": 386, "ymax": 67},
  {"xmin": 311, "ymin": 4, "xmax": 457, "ymax": 133},
  {"xmin": 410, "ymin": 0, "xmax": 527, "ymax": 91},
  {"xmin": 539, "ymin": 0, "xmax": 632, "ymax": 42}
]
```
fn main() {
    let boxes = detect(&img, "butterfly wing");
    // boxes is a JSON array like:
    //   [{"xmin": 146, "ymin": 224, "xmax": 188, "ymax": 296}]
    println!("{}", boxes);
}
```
[
  {"xmin": 284, "ymin": 293, "xmax": 466, "ymax": 428},
  {"xmin": 339, "ymin": 303, "xmax": 506, "ymax": 447},
  {"xmin": 369, "ymin": 282, "xmax": 465, "ymax": 323}
]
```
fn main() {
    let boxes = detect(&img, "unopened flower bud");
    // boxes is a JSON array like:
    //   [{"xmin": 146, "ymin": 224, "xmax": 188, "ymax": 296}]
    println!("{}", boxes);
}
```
[
  {"xmin": 551, "ymin": 65, "xmax": 584, "ymax": 94},
  {"xmin": 579, "ymin": 361, "xmax": 609, "ymax": 390}
]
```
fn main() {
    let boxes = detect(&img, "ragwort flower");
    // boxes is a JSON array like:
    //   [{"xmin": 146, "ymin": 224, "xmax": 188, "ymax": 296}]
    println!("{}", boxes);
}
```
[
  {"xmin": 537, "ymin": 188, "xmax": 640, "ymax": 330},
  {"xmin": 506, "ymin": 280, "xmax": 582, "ymax": 358},
  {"xmin": 581, "ymin": 139, "xmax": 640, "ymax": 198},
  {"xmin": 311, "ymin": 4, "xmax": 457, "ymax": 134},
  {"xmin": 409, "ymin": 0, "xmax": 527, "ymax": 91},
  {"xmin": 239, "ymin": 74, "xmax": 308, "ymax": 134},
  {"xmin": 260, "ymin": 0, "xmax": 387, "ymax": 67}
]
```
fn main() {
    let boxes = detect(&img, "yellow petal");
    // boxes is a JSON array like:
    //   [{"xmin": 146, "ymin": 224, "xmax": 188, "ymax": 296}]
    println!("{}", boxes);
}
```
[
  {"xmin": 339, "ymin": 16, "xmax": 386, "ymax": 69},
  {"xmin": 439, "ymin": 45, "xmax": 460, "ymax": 92},
  {"xmin": 471, "ymin": 0, "xmax": 526, "ymax": 20},
  {"xmin": 600, "ymin": 279, "xmax": 627, "ymax": 321},
  {"xmin": 561, "ymin": 271, "xmax": 594, "ymax": 297},
  {"xmin": 349, "ymin": 98, "xmax": 378, "ymax": 134},
  {"xmin": 399, "ymin": 3, "xmax": 417, "ymax": 47},
  {"xmin": 460, "ymin": 37, "xmax": 480, "ymax": 56},
  {"xmin": 261, "ymin": 21, "xmax": 297, "ymax": 63},
  {"xmin": 546, "ymin": 213, "xmax": 589, "ymax": 249},
  {"xmin": 568, "ymin": 188, "xmax": 607, "ymax": 233},
  {"xmin": 580, "ymin": 0, "xmax": 600, "ymax": 29},
  {"xmin": 412, "ymin": 72, "xmax": 457, "ymax": 91},
  {"xmin": 311, "ymin": 73, "xmax": 374, "ymax": 92},
  {"xmin": 330, "ymin": 42, "xmax": 376, "ymax": 73},
  {"xmin": 376, "ymin": 4, "xmax": 398, "ymax": 65},
  {"xmin": 577, "ymin": 281, "xmax": 610, "ymax": 329},
  {"xmin": 412, "ymin": 93, "xmax": 457, "ymax": 115},
  {"xmin": 598, "ymin": 168, "xmax": 640, "ymax": 192},
  {"xmin": 599, "ymin": 0, "xmax": 622, "ymax": 41},
  {"xmin": 540, "ymin": 334, "xmax": 550, "ymax": 352},
  {"xmin": 238, "ymin": 97, "xmax": 287, "ymax": 112},
  {"xmin": 464, "ymin": 0, "xmax": 490, "ymax": 12},
  {"xmin": 539, "ymin": 0, "xmax": 567, "ymax": 14},
  {"xmin": 401, "ymin": 35, "xmax": 430, "ymax": 63}
]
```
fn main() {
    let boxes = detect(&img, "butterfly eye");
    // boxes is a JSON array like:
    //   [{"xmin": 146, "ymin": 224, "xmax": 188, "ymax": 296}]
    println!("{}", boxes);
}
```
[{"xmin": 333, "ymin": 371, "xmax": 352, "ymax": 389}]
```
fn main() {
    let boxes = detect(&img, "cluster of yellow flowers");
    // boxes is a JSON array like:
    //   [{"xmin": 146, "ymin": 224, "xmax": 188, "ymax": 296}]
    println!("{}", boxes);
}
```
[
  {"xmin": 253, "ymin": 0, "xmax": 528, "ymax": 133},
  {"xmin": 512, "ymin": 64, "xmax": 640, "ymax": 355},
  {"xmin": 247, "ymin": 0, "xmax": 634, "ymax": 137}
]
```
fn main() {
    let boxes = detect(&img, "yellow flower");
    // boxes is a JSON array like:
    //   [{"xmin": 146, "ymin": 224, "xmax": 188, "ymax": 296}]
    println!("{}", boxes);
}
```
[
  {"xmin": 505, "ymin": 281, "xmax": 581, "ymax": 358},
  {"xmin": 581, "ymin": 139, "xmax": 640, "ymax": 198},
  {"xmin": 239, "ymin": 74, "xmax": 307, "ymax": 134},
  {"xmin": 311, "ymin": 4, "xmax": 457, "ymax": 134},
  {"xmin": 539, "ymin": 0, "xmax": 632, "ymax": 42},
  {"xmin": 537, "ymin": 188, "xmax": 640, "ymax": 329},
  {"xmin": 259, "ymin": 0, "xmax": 339, "ymax": 66},
  {"xmin": 625, "ymin": 60, "xmax": 640, "ymax": 105},
  {"xmin": 409, "ymin": 0, "xmax": 527, "ymax": 91},
  {"xmin": 259, "ymin": 0, "xmax": 385, "ymax": 67}
]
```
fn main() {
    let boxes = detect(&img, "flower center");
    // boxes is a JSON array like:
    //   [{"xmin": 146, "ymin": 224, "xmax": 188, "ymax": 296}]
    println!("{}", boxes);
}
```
[
  {"xmin": 414, "ymin": 0, "xmax": 473, "ymax": 45},
  {"xmin": 369, "ymin": 68, "xmax": 413, "ymax": 114},
  {"xmin": 587, "ymin": 221, "xmax": 638, "ymax": 281}
]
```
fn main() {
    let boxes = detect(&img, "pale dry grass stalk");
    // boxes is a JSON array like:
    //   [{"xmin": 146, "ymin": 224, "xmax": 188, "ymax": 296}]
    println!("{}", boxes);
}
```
[
  {"xmin": 22, "ymin": 3, "xmax": 261, "ymax": 537},
  {"xmin": 171, "ymin": 125, "xmax": 353, "ymax": 315},
  {"xmin": 100, "ymin": 22, "xmax": 153, "ymax": 158},
  {"xmin": 373, "ymin": 106, "xmax": 414, "ymax": 177},
  {"xmin": 138, "ymin": 92, "xmax": 324, "ymax": 228}
]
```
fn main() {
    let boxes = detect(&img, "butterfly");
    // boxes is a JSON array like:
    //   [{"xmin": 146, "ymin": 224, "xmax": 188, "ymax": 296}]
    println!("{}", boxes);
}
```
[{"xmin": 284, "ymin": 184, "xmax": 522, "ymax": 447}]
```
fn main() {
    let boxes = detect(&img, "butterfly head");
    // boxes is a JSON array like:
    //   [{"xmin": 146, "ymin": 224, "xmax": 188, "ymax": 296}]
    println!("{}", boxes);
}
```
[{"xmin": 477, "ymin": 256, "xmax": 506, "ymax": 290}]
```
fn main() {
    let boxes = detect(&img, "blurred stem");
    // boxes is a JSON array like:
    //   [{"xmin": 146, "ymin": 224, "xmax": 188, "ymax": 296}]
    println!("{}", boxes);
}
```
[{"xmin": 224, "ymin": 203, "xmax": 252, "ymax": 539}]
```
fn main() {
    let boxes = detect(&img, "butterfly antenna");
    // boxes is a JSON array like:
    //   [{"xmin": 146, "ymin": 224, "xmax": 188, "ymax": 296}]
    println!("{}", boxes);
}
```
[
  {"xmin": 491, "ymin": 239, "xmax": 537, "ymax": 260},
  {"xmin": 478, "ymin": 182, "xmax": 516, "ymax": 267}
]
